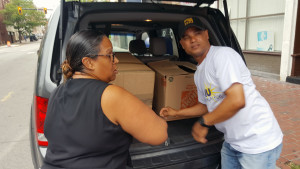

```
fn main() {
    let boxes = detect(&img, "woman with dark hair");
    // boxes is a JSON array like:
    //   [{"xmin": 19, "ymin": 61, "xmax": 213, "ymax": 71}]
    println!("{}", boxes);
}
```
[{"xmin": 42, "ymin": 30, "xmax": 168, "ymax": 169}]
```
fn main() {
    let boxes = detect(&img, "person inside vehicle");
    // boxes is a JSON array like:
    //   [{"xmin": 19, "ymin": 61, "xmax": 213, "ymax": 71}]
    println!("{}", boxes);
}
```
[
  {"xmin": 160, "ymin": 17, "xmax": 283, "ymax": 169},
  {"xmin": 42, "ymin": 30, "xmax": 168, "ymax": 169}
]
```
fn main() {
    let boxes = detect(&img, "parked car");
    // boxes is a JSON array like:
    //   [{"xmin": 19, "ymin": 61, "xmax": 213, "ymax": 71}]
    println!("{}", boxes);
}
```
[
  {"xmin": 35, "ymin": 34, "xmax": 44, "ymax": 39},
  {"xmin": 30, "ymin": 0, "xmax": 245, "ymax": 168},
  {"xmin": 29, "ymin": 34, "xmax": 38, "ymax": 41}
]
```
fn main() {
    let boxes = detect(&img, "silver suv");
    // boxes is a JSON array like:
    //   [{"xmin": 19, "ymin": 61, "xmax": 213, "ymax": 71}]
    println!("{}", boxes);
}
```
[{"xmin": 30, "ymin": 0, "xmax": 244, "ymax": 168}]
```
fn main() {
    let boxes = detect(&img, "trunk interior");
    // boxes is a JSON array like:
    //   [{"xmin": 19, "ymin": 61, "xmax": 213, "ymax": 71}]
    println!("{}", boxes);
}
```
[
  {"xmin": 131, "ymin": 118, "xmax": 223, "ymax": 150},
  {"xmin": 129, "ymin": 118, "xmax": 223, "ymax": 168}
]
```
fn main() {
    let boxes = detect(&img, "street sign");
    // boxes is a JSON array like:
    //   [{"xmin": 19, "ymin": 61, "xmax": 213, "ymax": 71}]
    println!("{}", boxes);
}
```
[{"xmin": 16, "ymin": 7, "xmax": 52, "ymax": 15}]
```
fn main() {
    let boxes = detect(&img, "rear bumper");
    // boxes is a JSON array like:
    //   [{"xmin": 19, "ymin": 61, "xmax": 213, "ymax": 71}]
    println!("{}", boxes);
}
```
[{"xmin": 130, "ymin": 137, "xmax": 223, "ymax": 169}]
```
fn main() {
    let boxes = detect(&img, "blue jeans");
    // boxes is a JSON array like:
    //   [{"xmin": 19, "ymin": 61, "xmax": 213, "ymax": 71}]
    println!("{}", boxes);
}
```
[{"xmin": 221, "ymin": 141, "xmax": 282, "ymax": 169}]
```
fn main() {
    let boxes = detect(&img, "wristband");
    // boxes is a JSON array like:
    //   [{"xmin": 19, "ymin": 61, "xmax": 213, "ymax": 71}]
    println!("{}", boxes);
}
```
[{"xmin": 198, "ymin": 116, "xmax": 210, "ymax": 128}]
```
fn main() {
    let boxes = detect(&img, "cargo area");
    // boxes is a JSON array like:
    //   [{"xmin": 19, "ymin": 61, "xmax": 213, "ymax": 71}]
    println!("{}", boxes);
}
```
[
  {"xmin": 111, "ymin": 46, "xmax": 223, "ymax": 168},
  {"xmin": 129, "ymin": 118, "xmax": 223, "ymax": 168}
]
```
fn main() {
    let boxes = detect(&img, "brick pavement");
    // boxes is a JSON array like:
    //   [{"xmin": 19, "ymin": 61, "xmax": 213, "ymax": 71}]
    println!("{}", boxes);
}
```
[{"xmin": 252, "ymin": 76, "xmax": 300, "ymax": 169}]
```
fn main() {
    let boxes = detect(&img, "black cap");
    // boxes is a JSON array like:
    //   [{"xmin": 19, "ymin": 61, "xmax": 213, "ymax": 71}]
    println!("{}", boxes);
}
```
[{"xmin": 178, "ymin": 17, "xmax": 206, "ymax": 38}]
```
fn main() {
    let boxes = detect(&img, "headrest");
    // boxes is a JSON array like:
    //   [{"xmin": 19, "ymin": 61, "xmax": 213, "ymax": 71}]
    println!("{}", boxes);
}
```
[
  {"xmin": 129, "ymin": 40, "xmax": 147, "ymax": 55},
  {"xmin": 149, "ymin": 37, "xmax": 167, "ymax": 56}
]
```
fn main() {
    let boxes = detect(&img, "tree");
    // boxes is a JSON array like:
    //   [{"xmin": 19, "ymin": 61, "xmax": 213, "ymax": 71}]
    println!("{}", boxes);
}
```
[{"xmin": 0, "ymin": 0, "xmax": 47, "ymax": 43}]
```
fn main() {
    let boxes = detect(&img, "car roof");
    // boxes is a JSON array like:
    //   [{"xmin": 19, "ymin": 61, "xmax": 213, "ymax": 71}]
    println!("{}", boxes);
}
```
[{"xmin": 61, "ymin": 0, "xmax": 217, "ymax": 6}]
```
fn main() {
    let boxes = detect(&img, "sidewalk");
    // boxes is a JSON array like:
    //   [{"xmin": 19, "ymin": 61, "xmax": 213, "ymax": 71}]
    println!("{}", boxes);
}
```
[
  {"xmin": 252, "ymin": 76, "xmax": 300, "ymax": 169},
  {"xmin": 0, "ymin": 39, "xmax": 40, "ymax": 48}
]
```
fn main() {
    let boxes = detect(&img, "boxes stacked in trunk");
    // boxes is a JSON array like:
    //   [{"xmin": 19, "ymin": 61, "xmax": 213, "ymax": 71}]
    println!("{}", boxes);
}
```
[
  {"xmin": 111, "ymin": 52, "xmax": 155, "ymax": 108},
  {"xmin": 148, "ymin": 60, "xmax": 200, "ymax": 121},
  {"xmin": 112, "ymin": 53, "xmax": 200, "ymax": 121}
]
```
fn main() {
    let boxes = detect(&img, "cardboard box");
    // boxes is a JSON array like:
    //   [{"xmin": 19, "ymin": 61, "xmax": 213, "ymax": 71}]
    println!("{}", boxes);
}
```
[
  {"xmin": 111, "ymin": 53, "xmax": 155, "ymax": 107},
  {"xmin": 148, "ymin": 60, "xmax": 199, "ymax": 121},
  {"xmin": 115, "ymin": 52, "xmax": 142, "ymax": 64}
]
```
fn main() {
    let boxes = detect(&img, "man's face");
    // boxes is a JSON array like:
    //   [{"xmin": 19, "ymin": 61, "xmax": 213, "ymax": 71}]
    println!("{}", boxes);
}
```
[{"xmin": 180, "ymin": 27, "xmax": 210, "ymax": 60}]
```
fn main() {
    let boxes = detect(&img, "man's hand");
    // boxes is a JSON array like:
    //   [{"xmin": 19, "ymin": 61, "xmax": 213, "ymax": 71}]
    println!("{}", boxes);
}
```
[
  {"xmin": 191, "ymin": 122, "xmax": 209, "ymax": 143},
  {"xmin": 159, "ymin": 107, "xmax": 177, "ymax": 119}
]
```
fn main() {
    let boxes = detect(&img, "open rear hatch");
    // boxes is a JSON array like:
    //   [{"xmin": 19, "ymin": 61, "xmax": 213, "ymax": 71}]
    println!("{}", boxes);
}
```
[{"xmin": 59, "ymin": 0, "xmax": 234, "ymax": 57}]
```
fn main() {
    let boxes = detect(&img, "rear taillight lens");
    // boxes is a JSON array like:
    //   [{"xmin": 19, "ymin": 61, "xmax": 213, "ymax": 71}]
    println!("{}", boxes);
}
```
[{"xmin": 35, "ymin": 96, "xmax": 49, "ymax": 146}]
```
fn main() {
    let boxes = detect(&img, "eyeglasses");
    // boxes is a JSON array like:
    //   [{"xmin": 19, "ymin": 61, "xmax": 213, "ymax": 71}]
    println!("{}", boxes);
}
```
[{"xmin": 90, "ymin": 52, "xmax": 116, "ymax": 63}]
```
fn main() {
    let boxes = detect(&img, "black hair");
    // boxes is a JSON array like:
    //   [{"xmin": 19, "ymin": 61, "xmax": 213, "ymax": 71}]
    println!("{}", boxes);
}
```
[{"xmin": 62, "ymin": 30, "xmax": 106, "ymax": 79}]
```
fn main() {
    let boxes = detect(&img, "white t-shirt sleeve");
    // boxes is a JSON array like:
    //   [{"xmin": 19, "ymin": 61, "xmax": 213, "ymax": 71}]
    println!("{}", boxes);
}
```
[
  {"xmin": 213, "ymin": 48, "xmax": 243, "ymax": 92},
  {"xmin": 198, "ymin": 88, "xmax": 206, "ymax": 104}
]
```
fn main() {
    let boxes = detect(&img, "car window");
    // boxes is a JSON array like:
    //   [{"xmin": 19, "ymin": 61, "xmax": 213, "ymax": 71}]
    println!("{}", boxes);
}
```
[
  {"xmin": 141, "ymin": 32, "xmax": 150, "ymax": 48},
  {"xmin": 109, "ymin": 33, "xmax": 135, "ymax": 52},
  {"xmin": 157, "ymin": 28, "xmax": 178, "ymax": 56}
]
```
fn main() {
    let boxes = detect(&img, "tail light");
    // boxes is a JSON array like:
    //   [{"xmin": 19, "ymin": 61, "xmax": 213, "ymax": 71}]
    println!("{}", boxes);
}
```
[{"xmin": 35, "ymin": 96, "xmax": 49, "ymax": 146}]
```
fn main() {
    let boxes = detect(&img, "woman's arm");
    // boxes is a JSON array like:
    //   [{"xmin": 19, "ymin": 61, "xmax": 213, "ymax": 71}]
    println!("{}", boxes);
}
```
[{"xmin": 101, "ymin": 85, "xmax": 168, "ymax": 145}]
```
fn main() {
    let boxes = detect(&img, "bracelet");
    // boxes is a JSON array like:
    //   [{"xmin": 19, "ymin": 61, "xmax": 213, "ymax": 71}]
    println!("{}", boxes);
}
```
[{"xmin": 197, "ymin": 116, "xmax": 210, "ymax": 128}]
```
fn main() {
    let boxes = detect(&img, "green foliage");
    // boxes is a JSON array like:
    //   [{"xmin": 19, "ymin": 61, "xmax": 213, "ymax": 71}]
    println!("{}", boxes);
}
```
[
  {"xmin": 291, "ymin": 163, "xmax": 300, "ymax": 169},
  {"xmin": 285, "ymin": 161, "xmax": 300, "ymax": 169},
  {"xmin": 0, "ymin": 0, "xmax": 47, "ymax": 37}
]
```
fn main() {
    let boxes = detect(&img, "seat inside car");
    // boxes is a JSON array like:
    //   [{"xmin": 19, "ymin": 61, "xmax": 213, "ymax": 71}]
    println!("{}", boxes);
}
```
[
  {"xmin": 149, "ymin": 37, "xmax": 167, "ymax": 56},
  {"xmin": 129, "ymin": 39, "xmax": 147, "ymax": 56},
  {"xmin": 133, "ymin": 37, "xmax": 175, "ymax": 64}
]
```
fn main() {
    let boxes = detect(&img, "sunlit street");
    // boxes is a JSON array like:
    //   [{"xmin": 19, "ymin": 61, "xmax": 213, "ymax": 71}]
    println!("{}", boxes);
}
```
[{"xmin": 0, "ymin": 41, "xmax": 40, "ymax": 169}]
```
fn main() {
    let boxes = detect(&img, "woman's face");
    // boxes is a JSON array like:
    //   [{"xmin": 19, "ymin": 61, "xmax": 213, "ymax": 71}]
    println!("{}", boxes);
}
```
[{"xmin": 92, "ymin": 36, "xmax": 119, "ymax": 83}]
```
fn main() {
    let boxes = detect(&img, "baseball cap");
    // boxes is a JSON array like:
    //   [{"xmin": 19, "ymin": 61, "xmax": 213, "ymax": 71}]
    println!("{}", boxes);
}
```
[{"xmin": 178, "ymin": 17, "xmax": 206, "ymax": 38}]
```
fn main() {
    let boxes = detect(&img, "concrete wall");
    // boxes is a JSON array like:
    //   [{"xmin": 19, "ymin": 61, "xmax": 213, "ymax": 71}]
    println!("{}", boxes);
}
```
[
  {"xmin": 243, "ymin": 52, "xmax": 281, "ymax": 79},
  {"xmin": 279, "ymin": 0, "xmax": 298, "ymax": 81}
]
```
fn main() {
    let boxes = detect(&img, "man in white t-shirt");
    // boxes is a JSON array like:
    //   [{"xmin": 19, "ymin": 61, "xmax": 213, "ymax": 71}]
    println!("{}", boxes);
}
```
[{"xmin": 160, "ymin": 17, "xmax": 283, "ymax": 169}]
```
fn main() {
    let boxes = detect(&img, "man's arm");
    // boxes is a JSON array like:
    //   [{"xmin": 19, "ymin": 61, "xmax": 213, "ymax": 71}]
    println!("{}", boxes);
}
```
[
  {"xmin": 160, "ymin": 102, "xmax": 208, "ymax": 118},
  {"xmin": 191, "ymin": 83, "xmax": 245, "ymax": 143},
  {"xmin": 202, "ymin": 83, "xmax": 245, "ymax": 126}
]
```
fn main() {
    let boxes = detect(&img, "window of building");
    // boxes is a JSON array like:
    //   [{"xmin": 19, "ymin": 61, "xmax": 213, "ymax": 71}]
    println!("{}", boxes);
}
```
[{"xmin": 219, "ymin": 0, "xmax": 285, "ymax": 52}]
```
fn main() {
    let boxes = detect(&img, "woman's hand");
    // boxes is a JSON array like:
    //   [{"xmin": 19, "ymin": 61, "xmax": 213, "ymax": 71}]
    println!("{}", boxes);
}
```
[{"xmin": 159, "ymin": 107, "xmax": 178, "ymax": 118}]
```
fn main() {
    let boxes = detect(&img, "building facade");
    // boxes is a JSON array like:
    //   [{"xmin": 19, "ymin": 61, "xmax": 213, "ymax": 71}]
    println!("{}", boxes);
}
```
[
  {"xmin": 218, "ymin": 0, "xmax": 299, "ymax": 83},
  {"xmin": 0, "ymin": 0, "xmax": 9, "ymax": 45}
]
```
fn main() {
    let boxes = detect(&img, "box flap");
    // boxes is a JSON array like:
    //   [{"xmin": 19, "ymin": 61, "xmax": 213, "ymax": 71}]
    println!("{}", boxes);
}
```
[
  {"xmin": 173, "ymin": 61, "xmax": 197, "ymax": 72},
  {"xmin": 117, "ymin": 63, "xmax": 152, "ymax": 71},
  {"xmin": 116, "ymin": 52, "xmax": 142, "ymax": 64},
  {"xmin": 148, "ymin": 60, "xmax": 196, "ymax": 76}
]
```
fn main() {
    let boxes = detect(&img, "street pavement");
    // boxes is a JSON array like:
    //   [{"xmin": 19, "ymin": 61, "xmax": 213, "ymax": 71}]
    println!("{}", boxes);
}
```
[
  {"xmin": 0, "ymin": 40, "xmax": 39, "ymax": 169},
  {"xmin": 252, "ymin": 76, "xmax": 300, "ymax": 169}
]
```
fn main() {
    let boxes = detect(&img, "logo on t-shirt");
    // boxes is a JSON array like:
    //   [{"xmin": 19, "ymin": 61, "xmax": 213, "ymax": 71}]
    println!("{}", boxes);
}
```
[{"xmin": 204, "ymin": 83, "xmax": 224, "ymax": 102}]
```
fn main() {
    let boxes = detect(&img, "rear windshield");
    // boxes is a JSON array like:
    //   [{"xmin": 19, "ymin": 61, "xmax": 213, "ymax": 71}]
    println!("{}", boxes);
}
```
[
  {"xmin": 110, "ymin": 33, "xmax": 135, "ymax": 52},
  {"xmin": 109, "ymin": 28, "xmax": 178, "ymax": 56}
]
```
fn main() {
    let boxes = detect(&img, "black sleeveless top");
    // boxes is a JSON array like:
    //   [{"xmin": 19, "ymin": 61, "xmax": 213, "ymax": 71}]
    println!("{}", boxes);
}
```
[{"xmin": 42, "ymin": 79, "xmax": 132, "ymax": 169}]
